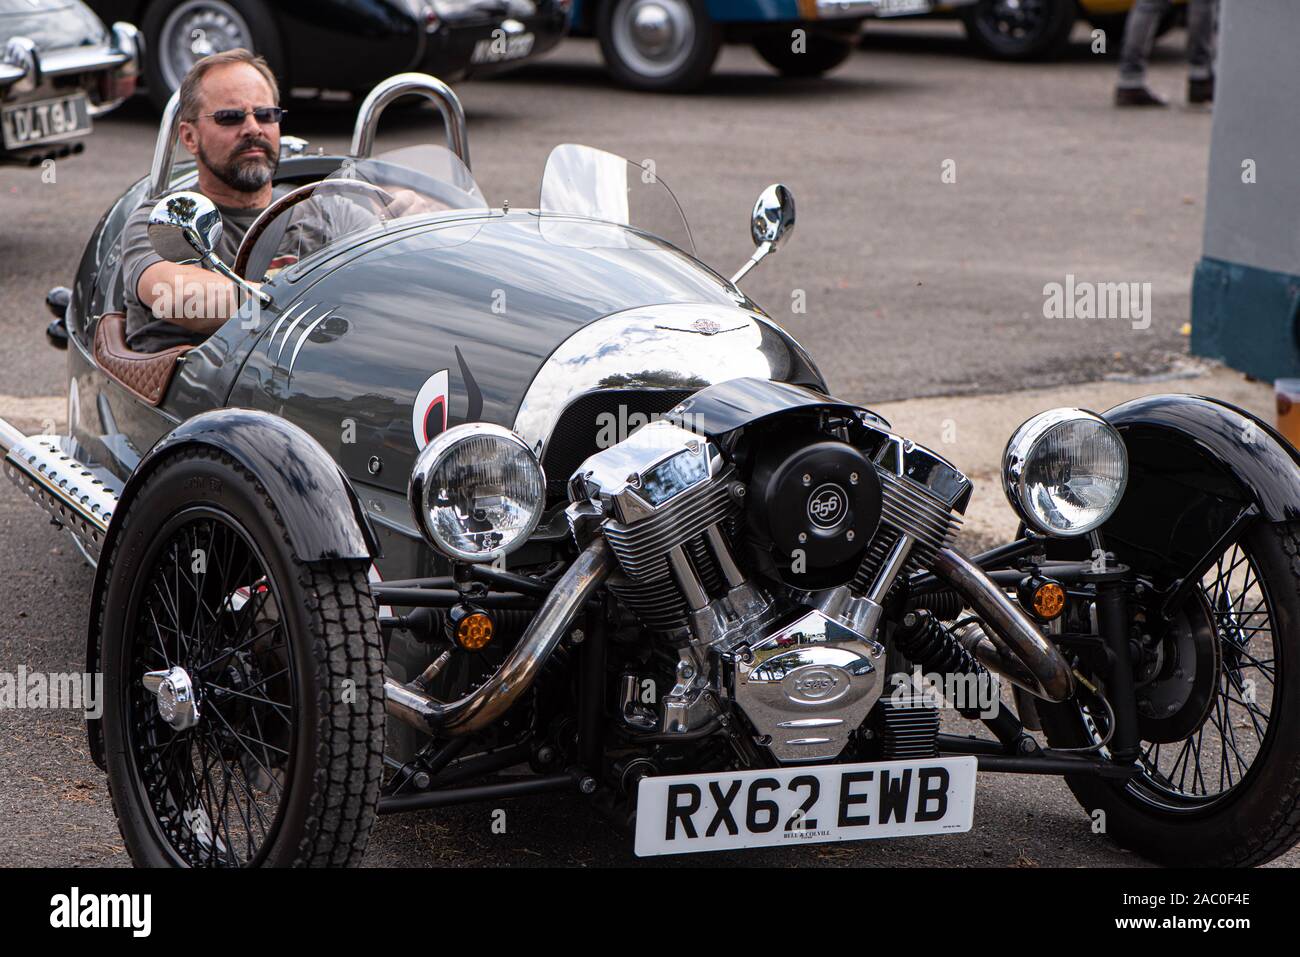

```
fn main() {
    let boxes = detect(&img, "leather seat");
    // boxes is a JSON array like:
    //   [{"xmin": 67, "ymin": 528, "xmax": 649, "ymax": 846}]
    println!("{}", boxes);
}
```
[{"xmin": 92, "ymin": 313, "xmax": 191, "ymax": 406}]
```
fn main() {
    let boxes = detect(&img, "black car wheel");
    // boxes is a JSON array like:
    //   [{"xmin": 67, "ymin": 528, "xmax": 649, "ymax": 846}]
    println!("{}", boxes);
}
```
[
  {"xmin": 753, "ymin": 31, "xmax": 855, "ymax": 78},
  {"xmin": 99, "ymin": 447, "xmax": 385, "ymax": 867},
  {"xmin": 1039, "ymin": 522, "xmax": 1300, "ymax": 866},
  {"xmin": 142, "ymin": 0, "xmax": 285, "ymax": 112},
  {"xmin": 596, "ymin": 0, "xmax": 721, "ymax": 92},
  {"xmin": 961, "ymin": 0, "xmax": 1077, "ymax": 61}
]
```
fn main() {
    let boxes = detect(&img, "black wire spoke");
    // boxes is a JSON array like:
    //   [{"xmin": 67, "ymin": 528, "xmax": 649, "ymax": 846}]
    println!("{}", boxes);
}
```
[{"xmin": 127, "ymin": 511, "xmax": 295, "ymax": 867}]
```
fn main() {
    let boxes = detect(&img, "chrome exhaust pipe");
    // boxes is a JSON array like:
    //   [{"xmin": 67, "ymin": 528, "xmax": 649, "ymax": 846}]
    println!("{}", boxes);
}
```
[
  {"xmin": 385, "ymin": 537, "xmax": 613, "ymax": 736},
  {"xmin": 930, "ymin": 547, "xmax": 1074, "ymax": 702},
  {"xmin": 1, "ymin": 418, "xmax": 118, "ymax": 561}
]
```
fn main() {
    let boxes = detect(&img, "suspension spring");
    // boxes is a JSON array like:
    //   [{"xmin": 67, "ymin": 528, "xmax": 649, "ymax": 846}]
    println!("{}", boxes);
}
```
[{"xmin": 894, "ymin": 609, "xmax": 984, "ymax": 677}]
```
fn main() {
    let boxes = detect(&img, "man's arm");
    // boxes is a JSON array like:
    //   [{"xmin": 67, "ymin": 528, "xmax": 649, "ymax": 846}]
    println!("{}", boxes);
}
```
[{"xmin": 135, "ymin": 260, "xmax": 243, "ymax": 336}]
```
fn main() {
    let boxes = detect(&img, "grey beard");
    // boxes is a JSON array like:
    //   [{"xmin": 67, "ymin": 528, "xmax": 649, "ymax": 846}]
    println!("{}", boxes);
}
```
[{"xmin": 199, "ymin": 142, "xmax": 278, "ymax": 193}]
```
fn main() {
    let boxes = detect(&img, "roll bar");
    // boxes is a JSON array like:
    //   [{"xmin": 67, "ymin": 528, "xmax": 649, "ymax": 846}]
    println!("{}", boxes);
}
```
[
  {"xmin": 349, "ymin": 73, "xmax": 470, "ymax": 169},
  {"xmin": 148, "ymin": 73, "xmax": 470, "ymax": 198}
]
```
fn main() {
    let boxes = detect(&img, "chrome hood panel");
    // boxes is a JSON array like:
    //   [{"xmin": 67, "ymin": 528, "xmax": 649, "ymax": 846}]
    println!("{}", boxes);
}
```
[{"xmin": 512, "ymin": 303, "xmax": 824, "ymax": 462}]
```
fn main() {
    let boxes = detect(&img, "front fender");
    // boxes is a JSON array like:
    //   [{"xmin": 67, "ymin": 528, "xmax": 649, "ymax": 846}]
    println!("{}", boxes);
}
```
[
  {"xmin": 85, "ymin": 408, "xmax": 379, "ymax": 768},
  {"xmin": 1090, "ymin": 393, "xmax": 1300, "ymax": 584}
]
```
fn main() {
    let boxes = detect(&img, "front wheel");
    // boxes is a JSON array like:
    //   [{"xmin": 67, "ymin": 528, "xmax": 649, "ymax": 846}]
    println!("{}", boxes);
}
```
[
  {"xmin": 753, "ymin": 32, "xmax": 854, "ymax": 77},
  {"xmin": 1039, "ymin": 521, "xmax": 1300, "ymax": 867},
  {"xmin": 596, "ymin": 0, "xmax": 721, "ymax": 92},
  {"xmin": 99, "ymin": 447, "xmax": 386, "ymax": 867},
  {"xmin": 961, "ymin": 0, "xmax": 1077, "ymax": 61}
]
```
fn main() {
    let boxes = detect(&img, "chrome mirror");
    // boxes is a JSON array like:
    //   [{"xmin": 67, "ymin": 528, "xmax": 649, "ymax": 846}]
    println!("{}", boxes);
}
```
[
  {"xmin": 731, "ymin": 184, "xmax": 795, "ymax": 286},
  {"xmin": 148, "ymin": 191, "xmax": 270, "ymax": 305},
  {"xmin": 147, "ymin": 191, "xmax": 223, "ymax": 264}
]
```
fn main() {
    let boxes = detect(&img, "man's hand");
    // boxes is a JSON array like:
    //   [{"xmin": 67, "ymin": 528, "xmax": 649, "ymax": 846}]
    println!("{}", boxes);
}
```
[{"xmin": 386, "ymin": 188, "xmax": 448, "ymax": 218}]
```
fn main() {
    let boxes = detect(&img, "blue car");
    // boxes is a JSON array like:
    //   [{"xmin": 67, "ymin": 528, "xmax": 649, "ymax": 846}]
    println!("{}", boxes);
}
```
[{"xmin": 569, "ymin": 0, "xmax": 971, "ymax": 91}]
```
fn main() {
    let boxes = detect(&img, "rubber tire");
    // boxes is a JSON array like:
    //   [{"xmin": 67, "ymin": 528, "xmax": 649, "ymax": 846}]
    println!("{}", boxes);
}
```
[
  {"xmin": 141, "ymin": 0, "xmax": 287, "ymax": 113},
  {"xmin": 753, "ymin": 32, "xmax": 854, "ymax": 78},
  {"xmin": 100, "ymin": 447, "xmax": 386, "ymax": 867},
  {"xmin": 1038, "ymin": 521, "xmax": 1300, "ymax": 867},
  {"xmin": 961, "ymin": 0, "xmax": 1077, "ymax": 61},
  {"xmin": 596, "ymin": 0, "xmax": 721, "ymax": 92}
]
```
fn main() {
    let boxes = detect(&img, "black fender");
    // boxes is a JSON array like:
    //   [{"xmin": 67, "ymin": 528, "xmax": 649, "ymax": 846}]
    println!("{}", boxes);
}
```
[
  {"xmin": 85, "ymin": 408, "xmax": 380, "ymax": 769},
  {"xmin": 1082, "ymin": 393, "xmax": 1300, "ymax": 585}
]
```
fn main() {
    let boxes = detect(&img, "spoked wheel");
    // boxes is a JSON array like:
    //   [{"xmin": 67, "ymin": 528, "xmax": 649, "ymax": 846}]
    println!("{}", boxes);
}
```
[
  {"xmin": 101, "ymin": 448, "xmax": 385, "ymax": 867},
  {"xmin": 142, "ymin": 0, "xmax": 285, "ymax": 112},
  {"xmin": 1040, "ymin": 521, "xmax": 1300, "ymax": 866},
  {"xmin": 961, "ymin": 0, "xmax": 1077, "ymax": 61}
]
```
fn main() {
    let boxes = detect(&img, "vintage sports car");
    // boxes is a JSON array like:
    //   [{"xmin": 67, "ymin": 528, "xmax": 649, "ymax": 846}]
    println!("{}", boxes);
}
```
[
  {"xmin": 86, "ymin": 0, "xmax": 569, "ymax": 111},
  {"xmin": 0, "ymin": 0, "xmax": 141, "ymax": 164},
  {"xmin": 4, "ymin": 73, "xmax": 1299, "ymax": 868}
]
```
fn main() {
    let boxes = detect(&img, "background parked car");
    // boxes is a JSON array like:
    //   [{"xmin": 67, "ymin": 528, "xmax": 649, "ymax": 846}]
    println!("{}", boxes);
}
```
[
  {"xmin": 957, "ymin": 0, "xmax": 1183, "ymax": 60},
  {"xmin": 0, "ymin": 0, "xmax": 141, "ymax": 164},
  {"xmin": 86, "ymin": 0, "xmax": 570, "ymax": 111},
  {"xmin": 568, "ymin": 0, "xmax": 976, "ymax": 92}
]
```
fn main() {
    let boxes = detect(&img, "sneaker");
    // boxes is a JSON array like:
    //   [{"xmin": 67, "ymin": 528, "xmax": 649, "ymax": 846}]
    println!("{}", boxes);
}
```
[
  {"xmin": 1188, "ymin": 76, "xmax": 1214, "ymax": 105},
  {"xmin": 1115, "ymin": 86, "xmax": 1167, "ymax": 107}
]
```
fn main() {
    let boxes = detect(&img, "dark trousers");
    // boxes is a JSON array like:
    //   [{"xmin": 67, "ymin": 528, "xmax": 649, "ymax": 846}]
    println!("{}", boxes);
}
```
[{"xmin": 1117, "ymin": 0, "xmax": 1217, "ymax": 88}]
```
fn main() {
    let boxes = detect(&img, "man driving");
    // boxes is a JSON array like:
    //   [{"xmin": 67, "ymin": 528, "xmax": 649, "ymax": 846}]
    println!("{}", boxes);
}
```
[{"xmin": 120, "ymin": 49, "xmax": 419, "ymax": 353}]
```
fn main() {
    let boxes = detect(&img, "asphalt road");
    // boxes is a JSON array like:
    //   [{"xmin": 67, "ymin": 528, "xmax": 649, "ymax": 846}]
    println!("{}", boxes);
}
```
[{"xmin": 3, "ymin": 24, "xmax": 1289, "ymax": 869}]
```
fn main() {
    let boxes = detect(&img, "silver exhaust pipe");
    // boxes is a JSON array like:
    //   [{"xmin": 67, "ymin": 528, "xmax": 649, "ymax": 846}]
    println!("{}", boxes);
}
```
[
  {"xmin": 1, "ymin": 418, "xmax": 118, "ymax": 560},
  {"xmin": 930, "ymin": 547, "xmax": 1075, "ymax": 702},
  {"xmin": 385, "ymin": 537, "xmax": 613, "ymax": 736}
]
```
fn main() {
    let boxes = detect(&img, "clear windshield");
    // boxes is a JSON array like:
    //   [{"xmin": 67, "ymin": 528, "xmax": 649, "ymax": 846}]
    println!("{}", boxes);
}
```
[
  {"xmin": 538, "ymin": 144, "xmax": 694, "ymax": 254},
  {"xmin": 243, "ymin": 144, "xmax": 488, "ymax": 281}
]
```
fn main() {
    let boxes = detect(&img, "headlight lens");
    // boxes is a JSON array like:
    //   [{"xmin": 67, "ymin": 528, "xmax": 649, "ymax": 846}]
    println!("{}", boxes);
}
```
[
  {"xmin": 409, "ymin": 423, "xmax": 546, "ymax": 561},
  {"xmin": 1002, "ymin": 409, "xmax": 1128, "ymax": 537}
]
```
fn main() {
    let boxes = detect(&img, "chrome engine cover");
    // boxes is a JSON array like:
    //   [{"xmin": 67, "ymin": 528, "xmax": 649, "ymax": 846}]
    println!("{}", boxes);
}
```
[{"xmin": 728, "ymin": 609, "xmax": 885, "ymax": 763}]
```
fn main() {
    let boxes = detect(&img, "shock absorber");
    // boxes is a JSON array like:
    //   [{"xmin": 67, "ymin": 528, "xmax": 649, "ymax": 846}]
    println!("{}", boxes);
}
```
[{"xmin": 892, "ymin": 609, "xmax": 1028, "ymax": 750}]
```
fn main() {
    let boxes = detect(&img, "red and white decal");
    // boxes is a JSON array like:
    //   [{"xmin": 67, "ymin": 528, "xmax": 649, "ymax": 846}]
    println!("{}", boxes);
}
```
[{"xmin": 412, "ymin": 369, "xmax": 450, "ymax": 449}]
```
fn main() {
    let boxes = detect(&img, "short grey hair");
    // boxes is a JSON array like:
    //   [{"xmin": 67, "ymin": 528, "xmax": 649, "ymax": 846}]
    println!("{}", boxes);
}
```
[{"xmin": 178, "ymin": 48, "xmax": 279, "ymax": 122}]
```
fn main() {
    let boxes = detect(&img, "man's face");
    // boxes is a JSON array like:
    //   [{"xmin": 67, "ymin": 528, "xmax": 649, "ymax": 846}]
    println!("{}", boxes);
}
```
[{"xmin": 180, "ymin": 63, "xmax": 281, "ymax": 194}]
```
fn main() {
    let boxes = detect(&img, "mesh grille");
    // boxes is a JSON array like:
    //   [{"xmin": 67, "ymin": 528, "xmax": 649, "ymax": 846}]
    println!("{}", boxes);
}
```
[{"xmin": 541, "ymin": 389, "xmax": 696, "ymax": 501}]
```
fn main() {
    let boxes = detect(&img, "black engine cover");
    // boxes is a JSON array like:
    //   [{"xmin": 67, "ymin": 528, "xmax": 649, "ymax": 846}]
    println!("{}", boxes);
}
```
[{"xmin": 746, "ymin": 435, "xmax": 882, "ymax": 589}]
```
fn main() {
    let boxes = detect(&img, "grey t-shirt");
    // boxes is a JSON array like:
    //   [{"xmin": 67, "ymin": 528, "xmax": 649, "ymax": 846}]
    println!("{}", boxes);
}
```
[{"xmin": 120, "ymin": 187, "xmax": 382, "ymax": 352}]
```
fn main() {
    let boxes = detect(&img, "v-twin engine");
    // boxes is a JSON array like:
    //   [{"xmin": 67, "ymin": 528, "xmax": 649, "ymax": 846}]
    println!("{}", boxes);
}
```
[{"xmin": 567, "ymin": 416, "xmax": 970, "ymax": 763}]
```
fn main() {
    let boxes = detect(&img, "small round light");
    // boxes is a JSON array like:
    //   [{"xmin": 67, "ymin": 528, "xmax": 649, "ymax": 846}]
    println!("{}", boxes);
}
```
[
  {"xmin": 1003, "ymin": 409, "xmax": 1128, "ymax": 538},
  {"xmin": 456, "ymin": 611, "xmax": 494, "ymax": 650},
  {"xmin": 409, "ymin": 423, "xmax": 545, "ymax": 561},
  {"xmin": 1019, "ymin": 577, "xmax": 1066, "ymax": 620}
]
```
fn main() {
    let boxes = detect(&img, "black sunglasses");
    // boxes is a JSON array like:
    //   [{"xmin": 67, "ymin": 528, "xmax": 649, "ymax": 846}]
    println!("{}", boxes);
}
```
[{"xmin": 202, "ymin": 107, "xmax": 287, "ymax": 127}]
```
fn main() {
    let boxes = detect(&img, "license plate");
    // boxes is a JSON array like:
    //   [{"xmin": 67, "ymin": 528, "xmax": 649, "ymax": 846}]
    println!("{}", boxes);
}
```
[
  {"xmin": 1, "ymin": 93, "xmax": 91, "ymax": 151},
  {"xmin": 634, "ymin": 756, "xmax": 977, "ymax": 857},
  {"xmin": 876, "ymin": 0, "xmax": 932, "ymax": 16},
  {"xmin": 470, "ymin": 31, "xmax": 536, "ymax": 65}
]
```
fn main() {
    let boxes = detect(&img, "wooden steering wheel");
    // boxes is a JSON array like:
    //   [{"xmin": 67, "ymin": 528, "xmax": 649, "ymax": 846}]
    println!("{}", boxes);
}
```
[{"xmin": 233, "ymin": 178, "xmax": 397, "ymax": 280}]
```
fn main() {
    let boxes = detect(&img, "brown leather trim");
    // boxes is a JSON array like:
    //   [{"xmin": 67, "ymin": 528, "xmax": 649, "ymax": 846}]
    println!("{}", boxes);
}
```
[{"xmin": 92, "ymin": 313, "xmax": 191, "ymax": 406}]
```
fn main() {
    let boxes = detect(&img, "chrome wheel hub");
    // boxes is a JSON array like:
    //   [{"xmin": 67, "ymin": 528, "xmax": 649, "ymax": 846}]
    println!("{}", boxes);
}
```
[
  {"xmin": 612, "ymin": 0, "xmax": 695, "ymax": 78},
  {"xmin": 143, "ymin": 666, "xmax": 200, "ymax": 731},
  {"xmin": 158, "ymin": 1, "xmax": 254, "ymax": 95}
]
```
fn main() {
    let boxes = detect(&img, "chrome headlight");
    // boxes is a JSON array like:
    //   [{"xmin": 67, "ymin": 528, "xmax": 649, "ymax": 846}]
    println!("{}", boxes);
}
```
[
  {"xmin": 409, "ymin": 423, "xmax": 546, "ymax": 561},
  {"xmin": 1002, "ymin": 409, "xmax": 1128, "ymax": 538}
]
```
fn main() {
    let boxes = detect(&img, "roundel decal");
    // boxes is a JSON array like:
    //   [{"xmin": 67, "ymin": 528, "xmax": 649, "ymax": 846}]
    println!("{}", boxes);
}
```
[
  {"xmin": 412, "ymin": 370, "xmax": 449, "ymax": 448},
  {"xmin": 807, "ymin": 483, "xmax": 847, "ymax": 529}
]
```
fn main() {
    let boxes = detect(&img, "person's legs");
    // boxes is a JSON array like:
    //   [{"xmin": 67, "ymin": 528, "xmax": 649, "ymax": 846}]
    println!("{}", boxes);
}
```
[
  {"xmin": 1117, "ymin": 0, "xmax": 1173, "ymax": 92},
  {"xmin": 1186, "ymin": 0, "xmax": 1217, "ymax": 102}
]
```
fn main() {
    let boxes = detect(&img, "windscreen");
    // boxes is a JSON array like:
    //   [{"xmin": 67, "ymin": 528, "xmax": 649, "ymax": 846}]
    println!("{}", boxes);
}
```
[
  {"xmin": 538, "ymin": 144, "xmax": 694, "ymax": 254},
  {"xmin": 241, "ymin": 144, "xmax": 488, "ymax": 281}
]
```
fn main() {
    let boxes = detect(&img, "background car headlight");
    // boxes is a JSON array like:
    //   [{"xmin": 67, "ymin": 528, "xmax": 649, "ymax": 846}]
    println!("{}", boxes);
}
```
[
  {"xmin": 1002, "ymin": 409, "xmax": 1128, "ymax": 537},
  {"xmin": 409, "ymin": 423, "xmax": 546, "ymax": 561}
]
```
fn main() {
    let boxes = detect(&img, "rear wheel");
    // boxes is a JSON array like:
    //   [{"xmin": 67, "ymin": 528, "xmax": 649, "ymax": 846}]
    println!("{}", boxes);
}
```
[
  {"xmin": 142, "ymin": 0, "xmax": 285, "ymax": 112},
  {"xmin": 596, "ymin": 0, "xmax": 721, "ymax": 92},
  {"xmin": 1039, "ymin": 521, "xmax": 1300, "ymax": 866},
  {"xmin": 961, "ymin": 0, "xmax": 1077, "ymax": 61},
  {"xmin": 753, "ymin": 32, "xmax": 855, "ymax": 77},
  {"xmin": 100, "ymin": 448, "xmax": 385, "ymax": 867}
]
